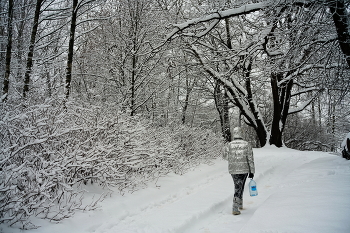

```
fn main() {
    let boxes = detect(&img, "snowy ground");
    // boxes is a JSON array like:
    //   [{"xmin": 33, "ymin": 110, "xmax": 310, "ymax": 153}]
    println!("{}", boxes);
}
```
[{"xmin": 2, "ymin": 146, "xmax": 350, "ymax": 233}]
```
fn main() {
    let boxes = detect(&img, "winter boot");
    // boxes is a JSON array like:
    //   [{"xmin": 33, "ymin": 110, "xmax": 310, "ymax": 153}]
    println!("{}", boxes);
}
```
[
  {"xmin": 232, "ymin": 197, "xmax": 241, "ymax": 215},
  {"xmin": 237, "ymin": 198, "xmax": 243, "ymax": 210}
]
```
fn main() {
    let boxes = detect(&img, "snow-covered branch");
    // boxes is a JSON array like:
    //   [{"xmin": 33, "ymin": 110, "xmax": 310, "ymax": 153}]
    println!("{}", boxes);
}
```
[
  {"xmin": 165, "ymin": 2, "xmax": 268, "ymax": 42},
  {"xmin": 0, "ymin": 100, "xmax": 223, "ymax": 229},
  {"xmin": 291, "ymin": 87, "xmax": 318, "ymax": 97},
  {"xmin": 189, "ymin": 45, "xmax": 257, "ymax": 127},
  {"xmin": 278, "ymin": 63, "xmax": 340, "ymax": 86},
  {"xmin": 288, "ymin": 88, "xmax": 324, "ymax": 114}
]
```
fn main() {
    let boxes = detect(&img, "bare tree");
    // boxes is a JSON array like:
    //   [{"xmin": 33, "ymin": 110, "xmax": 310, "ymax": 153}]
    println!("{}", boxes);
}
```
[
  {"xmin": 23, "ymin": 0, "xmax": 43, "ymax": 98},
  {"xmin": 85, "ymin": 0, "xmax": 167, "ymax": 115},
  {"xmin": 327, "ymin": 0, "xmax": 350, "ymax": 67},
  {"xmin": 165, "ymin": 0, "xmax": 348, "ymax": 147},
  {"xmin": 2, "ymin": 0, "xmax": 14, "ymax": 102},
  {"xmin": 64, "ymin": 0, "xmax": 78, "ymax": 99}
]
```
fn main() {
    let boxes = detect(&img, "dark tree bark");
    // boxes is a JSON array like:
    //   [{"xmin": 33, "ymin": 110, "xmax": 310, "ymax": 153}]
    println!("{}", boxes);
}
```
[
  {"xmin": 129, "ymin": 0, "xmax": 140, "ymax": 116},
  {"xmin": 269, "ymin": 72, "xmax": 293, "ymax": 147},
  {"xmin": 181, "ymin": 90, "xmax": 189, "ymax": 124},
  {"xmin": 23, "ymin": 0, "xmax": 43, "ymax": 98},
  {"xmin": 214, "ymin": 81, "xmax": 231, "ymax": 142},
  {"xmin": 212, "ymin": 18, "xmax": 233, "ymax": 143},
  {"xmin": 192, "ymin": 46, "xmax": 268, "ymax": 146},
  {"xmin": 181, "ymin": 75, "xmax": 191, "ymax": 125},
  {"xmin": 130, "ymin": 53, "xmax": 137, "ymax": 115},
  {"xmin": 65, "ymin": 0, "xmax": 78, "ymax": 99},
  {"xmin": 2, "ymin": 0, "xmax": 14, "ymax": 102},
  {"xmin": 270, "ymin": 73, "xmax": 282, "ymax": 147},
  {"xmin": 243, "ymin": 57, "xmax": 267, "ymax": 147},
  {"xmin": 327, "ymin": 0, "xmax": 350, "ymax": 67}
]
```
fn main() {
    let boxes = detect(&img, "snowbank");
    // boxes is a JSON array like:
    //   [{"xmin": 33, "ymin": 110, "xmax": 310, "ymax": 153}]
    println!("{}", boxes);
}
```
[{"xmin": 1, "ymin": 146, "xmax": 349, "ymax": 233}]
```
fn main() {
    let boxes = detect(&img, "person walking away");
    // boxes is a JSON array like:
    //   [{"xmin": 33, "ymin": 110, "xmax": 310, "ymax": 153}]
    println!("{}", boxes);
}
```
[{"xmin": 223, "ymin": 127, "xmax": 255, "ymax": 215}]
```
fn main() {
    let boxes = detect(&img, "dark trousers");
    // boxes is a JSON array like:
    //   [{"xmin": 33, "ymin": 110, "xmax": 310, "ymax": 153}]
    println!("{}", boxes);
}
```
[{"xmin": 231, "ymin": 173, "xmax": 248, "ymax": 199}]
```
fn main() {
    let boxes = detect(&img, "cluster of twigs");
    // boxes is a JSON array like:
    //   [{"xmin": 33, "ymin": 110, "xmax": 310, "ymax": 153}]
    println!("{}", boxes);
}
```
[{"xmin": 0, "ymin": 99, "xmax": 223, "ymax": 229}]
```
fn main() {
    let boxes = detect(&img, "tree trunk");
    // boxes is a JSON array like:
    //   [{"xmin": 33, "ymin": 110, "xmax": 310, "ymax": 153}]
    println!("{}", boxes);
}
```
[
  {"xmin": 23, "ymin": 0, "xmax": 43, "ymax": 98},
  {"xmin": 46, "ymin": 71, "xmax": 52, "ymax": 97},
  {"xmin": 270, "ymin": 72, "xmax": 293, "ymax": 147},
  {"xmin": 129, "ymin": 0, "xmax": 140, "ymax": 116},
  {"xmin": 15, "ymin": 4, "xmax": 26, "ymax": 85},
  {"xmin": 181, "ymin": 78, "xmax": 190, "ymax": 124},
  {"xmin": 131, "ymin": 53, "xmax": 136, "ymax": 116},
  {"xmin": 244, "ymin": 57, "xmax": 267, "ymax": 147},
  {"xmin": 65, "ymin": 0, "xmax": 78, "ymax": 99},
  {"xmin": 2, "ymin": 0, "xmax": 14, "ymax": 102},
  {"xmin": 214, "ymin": 81, "xmax": 231, "ymax": 142},
  {"xmin": 222, "ymin": 89, "xmax": 231, "ymax": 142},
  {"xmin": 327, "ymin": 0, "xmax": 350, "ymax": 67},
  {"xmin": 270, "ymin": 73, "xmax": 283, "ymax": 147},
  {"xmin": 214, "ymin": 18, "xmax": 232, "ymax": 142},
  {"xmin": 181, "ymin": 91, "xmax": 189, "ymax": 124},
  {"xmin": 181, "ymin": 61, "xmax": 192, "ymax": 124}
]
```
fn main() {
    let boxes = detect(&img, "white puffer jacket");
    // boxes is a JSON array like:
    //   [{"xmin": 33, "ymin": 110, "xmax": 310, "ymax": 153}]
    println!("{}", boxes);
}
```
[{"xmin": 223, "ymin": 138, "xmax": 255, "ymax": 174}]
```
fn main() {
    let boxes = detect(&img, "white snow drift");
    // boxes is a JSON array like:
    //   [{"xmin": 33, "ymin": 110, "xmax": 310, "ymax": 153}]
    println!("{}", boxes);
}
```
[{"xmin": 2, "ymin": 146, "xmax": 350, "ymax": 233}]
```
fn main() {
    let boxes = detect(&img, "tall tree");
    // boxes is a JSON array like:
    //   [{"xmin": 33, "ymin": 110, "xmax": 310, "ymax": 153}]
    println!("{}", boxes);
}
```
[
  {"xmin": 213, "ymin": 17, "xmax": 234, "ymax": 142},
  {"xmin": 65, "ymin": 0, "xmax": 78, "ymax": 99},
  {"xmin": 23, "ymin": 0, "xmax": 43, "ymax": 98},
  {"xmin": 214, "ymin": 81, "xmax": 231, "ymax": 142},
  {"xmin": 87, "ymin": 0, "xmax": 166, "ymax": 115},
  {"xmin": 165, "ymin": 0, "xmax": 347, "ymax": 147},
  {"xmin": 327, "ymin": 0, "xmax": 350, "ymax": 67},
  {"xmin": 2, "ymin": 0, "xmax": 14, "ymax": 102}
]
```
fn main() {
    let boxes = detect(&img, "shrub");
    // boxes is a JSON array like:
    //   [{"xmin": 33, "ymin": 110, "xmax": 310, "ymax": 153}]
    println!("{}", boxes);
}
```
[{"xmin": 0, "ymin": 99, "xmax": 223, "ymax": 229}]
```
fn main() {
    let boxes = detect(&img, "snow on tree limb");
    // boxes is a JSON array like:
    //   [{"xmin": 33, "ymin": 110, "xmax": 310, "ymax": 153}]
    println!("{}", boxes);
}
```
[
  {"xmin": 164, "ymin": 0, "xmax": 318, "ymax": 43},
  {"xmin": 165, "ymin": 2, "xmax": 268, "ymax": 41},
  {"xmin": 278, "ymin": 63, "xmax": 340, "ymax": 86},
  {"xmin": 291, "ymin": 87, "xmax": 319, "ymax": 97},
  {"xmin": 189, "ymin": 45, "xmax": 257, "ymax": 127},
  {"xmin": 288, "ymin": 88, "xmax": 324, "ymax": 114}
]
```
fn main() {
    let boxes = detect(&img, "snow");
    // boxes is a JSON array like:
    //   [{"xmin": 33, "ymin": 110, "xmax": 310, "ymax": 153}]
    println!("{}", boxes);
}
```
[
  {"xmin": 166, "ymin": 2, "xmax": 267, "ymax": 41},
  {"xmin": 2, "ymin": 146, "xmax": 350, "ymax": 233}
]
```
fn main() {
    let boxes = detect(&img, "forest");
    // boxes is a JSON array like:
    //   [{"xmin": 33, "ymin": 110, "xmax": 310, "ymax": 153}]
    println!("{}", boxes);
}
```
[{"xmin": 0, "ymin": 0, "xmax": 349, "ymax": 229}]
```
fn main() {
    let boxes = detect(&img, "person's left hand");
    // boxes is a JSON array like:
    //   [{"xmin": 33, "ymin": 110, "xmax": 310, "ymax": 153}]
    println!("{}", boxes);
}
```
[{"xmin": 248, "ymin": 173, "xmax": 254, "ymax": 179}]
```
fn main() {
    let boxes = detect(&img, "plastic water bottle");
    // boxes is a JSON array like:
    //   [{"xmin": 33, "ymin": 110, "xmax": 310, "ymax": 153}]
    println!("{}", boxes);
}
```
[{"xmin": 249, "ymin": 179, "xmax": 258, "ymax": 196}]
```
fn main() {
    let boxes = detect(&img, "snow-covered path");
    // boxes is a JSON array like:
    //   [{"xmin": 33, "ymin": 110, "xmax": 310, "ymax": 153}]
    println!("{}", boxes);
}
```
[{"xmin": 2, "ymin": 147, "xmax": 350, "ymax": 233}]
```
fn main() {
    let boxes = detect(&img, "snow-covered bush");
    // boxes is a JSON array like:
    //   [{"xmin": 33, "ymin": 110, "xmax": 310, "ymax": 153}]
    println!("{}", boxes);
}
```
[
  {"xmin": 341, "ymin": 132, "xmax": 350, "ymax": 160},
  {"xmin": 0, "ymin": 99, "xmax": 223, "ymax": 229}
]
